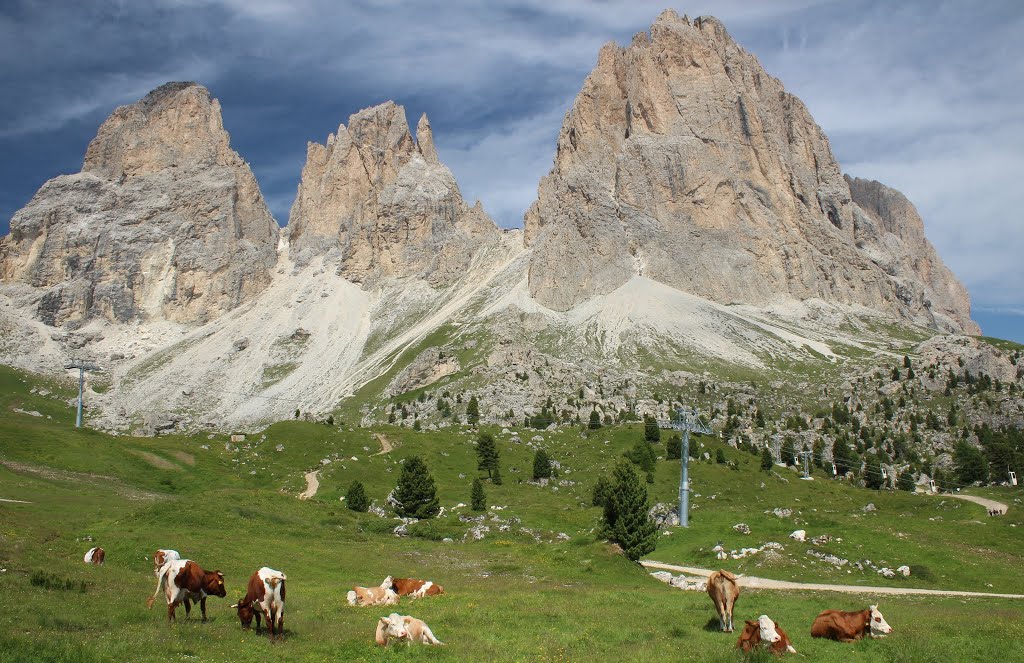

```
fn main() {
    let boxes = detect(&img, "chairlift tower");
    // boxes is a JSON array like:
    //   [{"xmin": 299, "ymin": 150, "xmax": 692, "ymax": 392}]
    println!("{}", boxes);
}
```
[
  {"xmin": 799, "ymin": 450, "xmax": 814, "ymax": 480},
  {"xmin": 662, "ymin": 407, "xmax": 713, "ymax": 528},
  {"xmin": 64, "ymin": 359, "xmax": 99, "ymax": 428}
]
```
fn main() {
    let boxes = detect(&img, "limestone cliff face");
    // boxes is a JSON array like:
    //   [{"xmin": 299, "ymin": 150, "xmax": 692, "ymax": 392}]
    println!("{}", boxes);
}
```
[
  {"xmin": 287, "ymin": 101, "xmax": 500, "ymax": 286},
  {"xmin": 524, "ymin": 10, "xmax": 976, "ymax": 333},
  {"xmin": 0, "ymin": 82, "xmax": 279, "ymax": 325}
]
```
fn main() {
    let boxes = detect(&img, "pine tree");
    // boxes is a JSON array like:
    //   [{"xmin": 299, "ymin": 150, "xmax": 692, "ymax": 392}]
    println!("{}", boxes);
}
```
[
  {"xmin": 644, "ymin": 416, "xmax": 661, "ymax": 443},
  {"xmin": 591, "ymin": 476, "xmax": 612, "ymax": 507},
  {"xmin": 492, "ymin": 465, "xmax": 503, "ymax": 485},
  {"xmin": 666, "ymin": 434, "xmax": 682, "ymax": 460},
  {"xmin": 715, "ymin": 448, "xmax": 727, "ymax": 464},
  {"xmin": 392, "ymin": 456, "xmax": 440, "ymax": 519},
  {"xmin": 345, "ymin": 480, "xmax": 369, "ymax": 512},
  {"xmin": 625, "ymin": 439, "xmax": 657, "ymax": 474},
  {"xmin": 471, "ymin": 478, "xmax": 486, "ymax": 511},
  {"xmin": 897, "ymin": 470, "xmax": 916, "ymax": 492},
  {"xmin": 865, "ymin": 458, "xmax": 886, "ymax": 490},
  {"xmin": 953, "ymin": 441, "xmax": 989, "ymax": 484},
  {"xmin": 782, "ymin": 436, "xmax": 797, "ymax": 466},
  {"xmin": 589, "ymin": 409, "xmax": 602, "ymax": 430},
  {"xmin": 760, "ymin": 447, "xmax": 774, "ymax": 472},
  {"xmin": 476, "ymin": 432, "xmax": 500, "ymax": 479},
  {"xmin": 533, "ymin": 449, "xmax": 552, "ymax": 480},
  {"xmin": 602, "ymin": 460, "xmax": 658, "ymax": 561},
  {"xmin": 466, "ymin": 395, "xmax": 480, "ymax": 426}
]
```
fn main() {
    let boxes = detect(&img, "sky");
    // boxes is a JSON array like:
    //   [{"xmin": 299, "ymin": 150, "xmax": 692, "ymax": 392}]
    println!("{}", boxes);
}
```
[{"xmin": 1, "ymin": 0, "xmax": 1022, "ymax": 341}]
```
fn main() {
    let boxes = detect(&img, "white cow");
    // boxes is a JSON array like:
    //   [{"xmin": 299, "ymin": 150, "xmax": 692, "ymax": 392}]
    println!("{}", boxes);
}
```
[
  {"xmin": 153, "ymin": 549, "xmax": 180, "ymax": 576},
  {"xmin": 375, "ymin": 613, "xmax": 444, "ymax": 646},
  {"xmin": 348, "ymin": 576, "xmax": 399, "ymax": 607}
]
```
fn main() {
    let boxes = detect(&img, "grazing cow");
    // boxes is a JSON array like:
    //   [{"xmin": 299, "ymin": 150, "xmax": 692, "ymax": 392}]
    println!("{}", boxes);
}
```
[
  {"xmin": 153, "ymin": 549, "xmax": 180, "ymax": 576},
  {"xmin": 391, "ymin": 578, "xmax": 445, "ymax": 598},
  {"xmin": 736, "ymin": 615, "xmax": 797, "ymax": 655},
  {"xmin": 707, "ymin": 569, "xmax": 740, "ymax": 632},
  {"xmin": 348, "ymin": 576, "xmax": 399, "ymax": 607},
  {"xmin": 146, "ymin": 559, "xmax": 226, "ymax": 623},
  {"xmin": 231, "ymin": 567, "xmax": 286, "ymax": 641},
  {"xmin": 83, "ymin": 547, "xmax": 105, "ymax": 565},
  {"xmin": 811, "ymin": 604, "xmax": 893, "ymax": 641},
  {"xmin": 375, "ymin": 613, "xmax": 444, "ymax": 647}
]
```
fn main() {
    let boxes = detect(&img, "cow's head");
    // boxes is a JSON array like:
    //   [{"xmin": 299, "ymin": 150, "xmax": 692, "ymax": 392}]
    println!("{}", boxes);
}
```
[
  {"xmin": 206, "ymin": 571, "xmax": 227, "ymax": 598},
  {"xmin": 380, "ymin": 613, "xmax": 407, "ymax": 641},
  {"xmin": 756, "ymin": 615, "xmax": 782, "ymax": 644},
  {"xmin": 231, "ymin": 599, "xmax": 258, "ymax": 628},
  {"xmin": 380, "ymin": 575, "xmax": 394, "ymax": 590},
  {"xmin": 868, "ymin": 605, "xmax": 893, "ymax": 637}
]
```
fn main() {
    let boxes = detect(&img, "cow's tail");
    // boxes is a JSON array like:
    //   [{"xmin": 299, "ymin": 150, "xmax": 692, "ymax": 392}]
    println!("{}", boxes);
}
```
[
  {"xmin": 147, "ymin": 565, "xmax": 169, "ymax": 609},
  {"xmin": 346, "ymin": 590, "xmax": 359, "ymax": 606}
]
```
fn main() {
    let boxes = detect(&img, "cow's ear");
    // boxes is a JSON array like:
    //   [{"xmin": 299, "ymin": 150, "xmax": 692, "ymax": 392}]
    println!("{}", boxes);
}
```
[
  {"xmin": 379, "ymin": 617, "xmax": 389, "ymax": 625},
  {"xmin": 746, "ymin": 621, "xmax": 757, "ymax": 627}
]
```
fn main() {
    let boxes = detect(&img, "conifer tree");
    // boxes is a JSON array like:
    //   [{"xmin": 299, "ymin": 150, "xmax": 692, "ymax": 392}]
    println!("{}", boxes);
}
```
[
  {"xmin": 466, "ymin": 395, "xmax": 480, "ymax": 426},
  {"xmin": 589, "ymin": 409, "xmax": 602, "ymax": 429},
  {"xmin": 533, "ymin": 449, "xmax": 552, "ymax": 480},
  {"xmin": 345, "ymin": 480, "xmax": 369, "ymax": 512},
  {"xmin": 591, "ymin": 475, "xmax": 612, "ymax": 507},
  {"xmin": 666, "ymin": 434, "xmax": 682, "ymax": 460},
  {"xmin": 644, "ymin": 415, "xmax": 661, "ymax": 443},
  {"xmin": 897, "ymin": 470, "xmax": 916, "ymax": 492},
  {"xmin": 476, "ymin": 432, "xmax": 500, "ymax": 479},
  {"xmin": 393, "ymin": 456, "xmax": 440, "ymax": 519},
  {"xmin": 760, "ymin": 447, "xmax": 774, "ymax": 472},
  {"xmin": 471, "ymin": 478, "xmax": 486, "ymax": 511},
  {"xmin": 602, "ymin": 459, "xmax": 658, "ymax": 561},
  {"xmin": 625, "ymin": 439, "xmax": 657, "ymax": 474}
]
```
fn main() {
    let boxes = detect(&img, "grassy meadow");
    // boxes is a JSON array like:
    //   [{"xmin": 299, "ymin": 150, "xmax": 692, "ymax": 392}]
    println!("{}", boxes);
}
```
[{"xmin": 1, "ymin": 366, "xmax": 1023, "ymax": 661}]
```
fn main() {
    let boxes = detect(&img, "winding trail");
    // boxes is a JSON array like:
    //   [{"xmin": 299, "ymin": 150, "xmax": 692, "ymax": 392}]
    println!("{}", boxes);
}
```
[
  {"xmin": 299, "ymin": 470, "xmax": 320, "ymax": 500},
  {"xmin": 640, "ymin": 561, "xmax": 1024, "ymax": 599},
  {"xmin": 373, "ymin": 433, "xmax": 396, "ymax": 456},
  {"xmin": 943, "ymin": 493, "xmax": 1009, "ymax": 514}
]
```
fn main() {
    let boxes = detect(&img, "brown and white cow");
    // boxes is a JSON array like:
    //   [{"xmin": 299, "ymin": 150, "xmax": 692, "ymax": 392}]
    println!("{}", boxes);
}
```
[
  {"xmin": 391, "ymin": 578, "xmax": 444, "ymax": 598},
  {"xmin": 375, "ymin": 613, "xmax": 444, "ymax": 647},
  {"xmin": 231, "ymin": 567, "xmax": 286, "ymax": 641},
  {"xmin": 153, "ymin": 549, "xmax": 180, "ymax": 576},
  {"xmin": 707, "ymin": 569, "xmax": 740, "ymax": 632},
  {"xmin": 811, "ymin": 604, "xmax": 893, "ymax": 642},
  {"xmin": 736, "ymin": 615, "xmax": 797, "ymax": 655},
  {"xmin": 83, "ymin": 547, "xmax": 105, "ymax": 565},
  {"xmin": 146, "ymin": 559, "xmax": 226, "ymax": 623},
  {"xmin": 348, "ymin": 576, "xmax": 399, "ymax": 607}
]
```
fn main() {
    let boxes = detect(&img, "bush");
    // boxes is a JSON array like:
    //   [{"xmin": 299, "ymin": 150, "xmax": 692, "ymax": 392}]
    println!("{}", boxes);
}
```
[
  {"xmin": 345, "ymin": 480, "xmax": 369, "ymax": 512},
  {"xmin": 715, "ymin": 448, "xmax": 727, "ymax": 464}
]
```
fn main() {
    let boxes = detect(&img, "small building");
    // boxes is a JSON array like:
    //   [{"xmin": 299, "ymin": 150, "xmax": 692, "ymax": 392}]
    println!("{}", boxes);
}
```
[{"xmin": 230, "ymin": 433, "xmax": 246, "ymax": 443}]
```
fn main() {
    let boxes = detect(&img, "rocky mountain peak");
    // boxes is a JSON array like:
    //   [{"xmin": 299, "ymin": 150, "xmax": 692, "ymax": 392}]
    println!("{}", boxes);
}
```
[
  {"xmin": 287, "ymin": 101, "xmax": 499, "ymax": 286},
  {"xmin": 0, "ymin": 82, "xmax": 278, "ymax": 325},
  {"xmin": 523, "ymin": 13, "xmax": 975, "ymax": 333}
]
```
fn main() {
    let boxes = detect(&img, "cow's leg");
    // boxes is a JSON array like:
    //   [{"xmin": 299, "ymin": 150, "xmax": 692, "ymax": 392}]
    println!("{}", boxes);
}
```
[
  {"xmin": 167, "ymin": 600, "xmax": 178, "ymax": 624},
  {"xmin": 277, "ymin": 613, "xmax": 284, "ymax": 642},
  {"xmin": 183, "ymin": 596, "xmax": 192, "ymax": 619},
  {"xmin": 200, "ymin": 597, "xmax": 208, "ymax": 622},
  {"xmin": 255, "ymin": 608, "xmax": 262, "ymax": 634}
]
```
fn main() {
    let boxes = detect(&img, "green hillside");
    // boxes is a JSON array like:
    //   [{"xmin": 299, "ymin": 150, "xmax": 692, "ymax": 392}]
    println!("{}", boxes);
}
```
[{"xmin": 1, "ymin": 366, "xmax": 1022, "ymax": 661}]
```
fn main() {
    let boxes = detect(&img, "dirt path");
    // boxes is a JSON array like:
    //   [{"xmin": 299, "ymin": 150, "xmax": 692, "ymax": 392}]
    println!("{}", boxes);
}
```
[
  {"xmin": 373, "ymin": 433, "xmax": 397, "ymax": 456},
  {"xmin": 299, "ymin": 470, "xmax": 320, "ymax": 500},
  {"xmin": 944, "ymin": 492, "xmax": 1009, "ymax": 514},
  {"xmin": 0, "ymin": 497, "xmax": 32, "ymax": 504},
  {"xmin": 641, "ymin": 561, "xmax": 1024, "ymax": 599}
]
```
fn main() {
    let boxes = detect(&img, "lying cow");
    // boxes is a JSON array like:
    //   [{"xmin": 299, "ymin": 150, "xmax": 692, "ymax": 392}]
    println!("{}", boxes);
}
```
[
  {"xmin": 391, "ymin": 578, "xmax": 444, "ymax": 598},
  {"xmin": 811, "ymin": 604, "xmax": 893, "ymax": 641},
  {"xmin": 231, "ymin": 567, "xmax": 287, "ymax": 641},
  {"xmin": 153, "ymin": 549, "xmax": 180, "ymax": 576},
  {"xmin": 146, "ymin": 559, "xmax": 226, "ymax": 623},
  {"xmin": 348, "ymin": 576, "xmax": 399, "ymax": 607},
  {"xmin": 375, "ymin": 613, "xmax": 444, "ymax": 647},
  {"xmin": 737, "ymin": 615, "xmax": 797, "ymax": 655},
  {"xmin": 707, "ymin": 569, "xmax": 740, "ymax": 632},
  {"xmin": 83, "ymin": 547, "xmax": 105, "ymax": 565}
]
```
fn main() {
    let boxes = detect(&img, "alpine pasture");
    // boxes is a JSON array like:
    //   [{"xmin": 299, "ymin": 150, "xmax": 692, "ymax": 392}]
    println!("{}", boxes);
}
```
[{"xmin": 1, "ymin": 366, "xmax": 1022, "ymax": 661}]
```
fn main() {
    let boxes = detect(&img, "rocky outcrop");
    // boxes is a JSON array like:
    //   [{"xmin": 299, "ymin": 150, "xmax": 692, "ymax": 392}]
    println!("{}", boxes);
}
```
[
  {"xmin": 524, "ymin": 10, "xmax": 976, "ymax": 333},
  {"xmin": 287, "ymin": 102, "xmax": 500, "ymax": 286},
  {"xmin": 846, "ymin": 176, "xmax": 977, "ymax": 333},
  {"xmin": 0, "ymin": 82, "xmax": 279, "ymax": 325}
]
